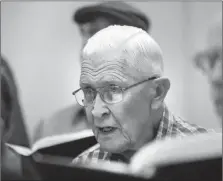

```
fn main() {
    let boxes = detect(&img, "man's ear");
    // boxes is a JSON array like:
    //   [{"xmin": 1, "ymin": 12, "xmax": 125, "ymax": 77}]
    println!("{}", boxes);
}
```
[{"xmin": 151, "ymin": 77, "xmax": 170, "ymax": 110}]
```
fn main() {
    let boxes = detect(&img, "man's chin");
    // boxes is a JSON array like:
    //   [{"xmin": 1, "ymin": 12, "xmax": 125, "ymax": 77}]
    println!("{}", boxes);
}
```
[{"xmin": 99, "ymin": 141, "xmax": 128, "ymax": 154}]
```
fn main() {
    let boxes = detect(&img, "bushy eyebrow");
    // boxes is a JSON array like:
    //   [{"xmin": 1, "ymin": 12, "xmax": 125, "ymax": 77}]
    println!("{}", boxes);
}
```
[
  {"xmin": 80, "ymin": 78, "xmax": 129, "ymax": 90},
  {"xmin": 79, "ymin": 82, "xmax": 94, "ymax": 89}
]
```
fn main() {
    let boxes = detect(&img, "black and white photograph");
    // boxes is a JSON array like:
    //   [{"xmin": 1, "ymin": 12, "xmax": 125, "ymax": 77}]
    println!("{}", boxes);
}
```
[{"xmin": 1, "ymin": 1, "xmax": 222, "ymax": 180}]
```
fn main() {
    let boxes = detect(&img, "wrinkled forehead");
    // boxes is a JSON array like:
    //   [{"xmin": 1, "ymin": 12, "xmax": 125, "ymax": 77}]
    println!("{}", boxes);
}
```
[
  {"xmin": 80, "ymin": 49, "xmax": 147, "ymax": 85},
  {"xmin": 81, "ymin": 50, "xmax": 128, "ymax": 79},
  {"xmin": 81, "ymin": 48, "xmax": 124, "ymax": 68}
]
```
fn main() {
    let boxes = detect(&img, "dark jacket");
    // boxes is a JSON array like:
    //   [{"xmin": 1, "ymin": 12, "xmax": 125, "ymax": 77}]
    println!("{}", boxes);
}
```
[{"xmin": 2, "ymin": 145, "xmax": 41, "ymax": 180}]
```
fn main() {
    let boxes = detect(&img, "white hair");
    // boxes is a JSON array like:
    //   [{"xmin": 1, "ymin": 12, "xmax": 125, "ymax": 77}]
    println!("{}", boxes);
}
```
[{"xmin": 82, "ymin": 25, "xmax": 164, "ymax": 78}]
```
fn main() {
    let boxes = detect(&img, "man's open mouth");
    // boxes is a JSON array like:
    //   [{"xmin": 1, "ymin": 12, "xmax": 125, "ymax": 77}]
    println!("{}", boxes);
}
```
[{"xmin": 98, "ymin": 127, "xmax": 117, "ymax": 134}]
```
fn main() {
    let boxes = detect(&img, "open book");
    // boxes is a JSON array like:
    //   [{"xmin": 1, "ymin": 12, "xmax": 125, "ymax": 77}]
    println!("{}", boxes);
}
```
[
  {"xmin": 31, "ymin": 132, "xmax": 222, "ymax": 181},
  {"xmin": 6, "ymin": 129, "xmax": 96, "ymax": 158},
  {"xmin": 129, "ymin": 132, "xmax": 222, "ymax": 178}
]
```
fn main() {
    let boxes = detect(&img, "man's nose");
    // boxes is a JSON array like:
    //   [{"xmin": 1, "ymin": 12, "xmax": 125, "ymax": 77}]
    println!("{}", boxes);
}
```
[
  {"xmin": 91, "ymin": 93, "xmax": 109, "ymax": 120},
  {"xmin": 210, "ymin": 60, "xmax": 222, "ymax": 82},
  {"xmin": 209, "ymin": 60, "xmax": 223, "ymax": 95}
]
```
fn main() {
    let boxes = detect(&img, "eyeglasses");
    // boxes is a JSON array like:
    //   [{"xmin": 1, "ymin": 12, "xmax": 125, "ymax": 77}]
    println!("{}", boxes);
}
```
[
  {"xmin": 72, "ymin": 76, "xmax": 158, "ymax": 107},
  {"xmin": 194, "ymin": 47, "xmax": 222, "ymax": 73}
]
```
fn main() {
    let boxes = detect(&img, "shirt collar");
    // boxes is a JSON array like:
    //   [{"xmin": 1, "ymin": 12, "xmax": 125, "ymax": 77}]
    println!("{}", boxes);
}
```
[{"xmin": 155, "ymin": 104, "xmax": 173, "ymax": 140}]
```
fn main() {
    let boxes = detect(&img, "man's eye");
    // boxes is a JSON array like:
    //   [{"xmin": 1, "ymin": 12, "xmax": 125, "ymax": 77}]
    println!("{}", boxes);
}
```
[
  {"xmin": 82, "ymin": 88, "xmax": 95, "ymax": 102},
  {"xmin": 109, "ymin": 85, "xmax": 121, "ymax": 93},
  {"xmin": 208, "ymin": 50, "xmax": 221, "ymax": 69},
  {"xmin": 83, "ymin": 88, "xmax": 94, "ymax": 95},
  {"xmin": 103, "ymin": 85, "xmax": 123, "ymax": 103}
]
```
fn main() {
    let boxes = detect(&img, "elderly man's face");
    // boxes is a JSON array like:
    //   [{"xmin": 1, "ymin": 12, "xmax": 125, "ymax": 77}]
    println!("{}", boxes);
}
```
[
  {"xmin": 197, "ymin": 47, "xmax": 222, "ymax": 117},
  {"xmin": 207, "ymin": 47, "xmax": 222, "ymax": 117},
  {"xmin": 195, "ymin": 19, "xmax": 222, "ymax": 118},
  {"xmin": 80, "ymin": 52, "xmax": 155, "ymax": 153},
  {"xmin": 79, "ymin": 17, "xmax": 112, "ymax": 50},
  {"xmin": 206, "ymin": 19, "xmax": 222, "ymax": 117}
]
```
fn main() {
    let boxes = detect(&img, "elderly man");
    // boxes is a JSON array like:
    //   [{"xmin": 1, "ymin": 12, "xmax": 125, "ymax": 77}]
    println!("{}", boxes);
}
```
[
  {"xmin": 194, "ymin": 14, "xmax": 222, "ymax": 120},
  {"xmin": 36, "ymin": 2, "xmax": 150, "ymax": 140},
  {"xmin": 72, "ymin": 25, "xmax": 207, "ymax": 164}
]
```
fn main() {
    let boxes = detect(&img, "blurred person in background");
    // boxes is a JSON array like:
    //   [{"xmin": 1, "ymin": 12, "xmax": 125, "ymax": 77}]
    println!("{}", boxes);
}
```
[
  {"xmin": 1, "ymin": 57, "xmax": 30, "ymax": 147},
  {"xmin": 1, "ymin": 56, "xmax": 40, "ymax": 180},
  {"xmin": 72, "ymin": 25, "xmax": 207, "ymax": 164},
  {"xmin": 194, "ymin": 14, "xmax": 222, "ymax": 122},
  {"xmin": 36, "ymin": 1, "xmax": 151, "ymax": 140}
]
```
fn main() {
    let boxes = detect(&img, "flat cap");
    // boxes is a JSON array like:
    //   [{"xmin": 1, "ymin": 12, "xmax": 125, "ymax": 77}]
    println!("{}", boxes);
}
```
[{"xmin": 73, "ymin": 2, "xmax": 150, "ymax": 32}]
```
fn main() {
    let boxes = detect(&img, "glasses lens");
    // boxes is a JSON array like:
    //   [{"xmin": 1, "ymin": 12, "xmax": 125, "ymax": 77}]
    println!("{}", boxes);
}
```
[
  {"xmin": 196, "ymin": 48, "xmax": 222, "ymax": 73},
  {"xmin": 74, "ymin": 89, "xmax": 85, "ymax": 106},
  {"xmin": 83, "ymin": 88, "xmax": 96, "ymax": 105},
  {"xmin": 207, "ymin": 49, "xmax": 222, "ymax": 69},
  {"xmin": 103, "ymin": 85, "xmax": 123, "ymax": 104}
]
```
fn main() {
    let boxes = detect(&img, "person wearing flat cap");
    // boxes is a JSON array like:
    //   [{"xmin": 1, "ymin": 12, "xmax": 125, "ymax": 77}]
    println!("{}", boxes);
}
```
[
  {"xmin": 75, "ymin": 1, "xmax": 150, "ymax": 49},
  {"xmin": 35, "ymin": 2, "xmax": 151, "ymax": 140},
  {"xmin": 194, "ymin": 14, "xmax": 222, "ymax": 122}
]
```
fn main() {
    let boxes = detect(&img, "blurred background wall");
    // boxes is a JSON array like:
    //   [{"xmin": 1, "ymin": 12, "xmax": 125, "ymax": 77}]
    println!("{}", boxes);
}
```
[{"xmin": 1, "ymin": 1, "xmax": 221, "ymax": 143}]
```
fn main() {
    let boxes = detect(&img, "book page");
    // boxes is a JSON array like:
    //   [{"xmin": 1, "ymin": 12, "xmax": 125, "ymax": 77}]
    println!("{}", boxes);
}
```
[
  {"xmin": 6, "ymin": 129, "xmax": 94, "ymax": 156},
  {"xmin": 74, "ymin": 159, "xmax": 129, "ymax": 175},
  {"xmin": 6, "ymin": 144, "xmax": 33, "ymax": 156},
  {"xmin": 129, "ymin": 132, "xmax": 222, "ymax": 175}
]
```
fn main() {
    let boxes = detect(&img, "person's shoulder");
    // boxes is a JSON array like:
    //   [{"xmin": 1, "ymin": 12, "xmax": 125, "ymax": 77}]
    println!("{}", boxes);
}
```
[
  {"xmin": 172, "ymin": 115, "xmax": 210, "ymax": 135},
  {"xmin": 158, "ymin": 106, "xmax": 210, "ymax": 139},
  {"xmin": 48, "ymin": 103, "xmax": 86, "ymax": 128},
  {"xmin": 36, "ymin": 103, "xmax": 86, "ymax": 139},
  {"xmin": 50, "ymin": 104, "xmax": 83, "ymax": 121}
]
